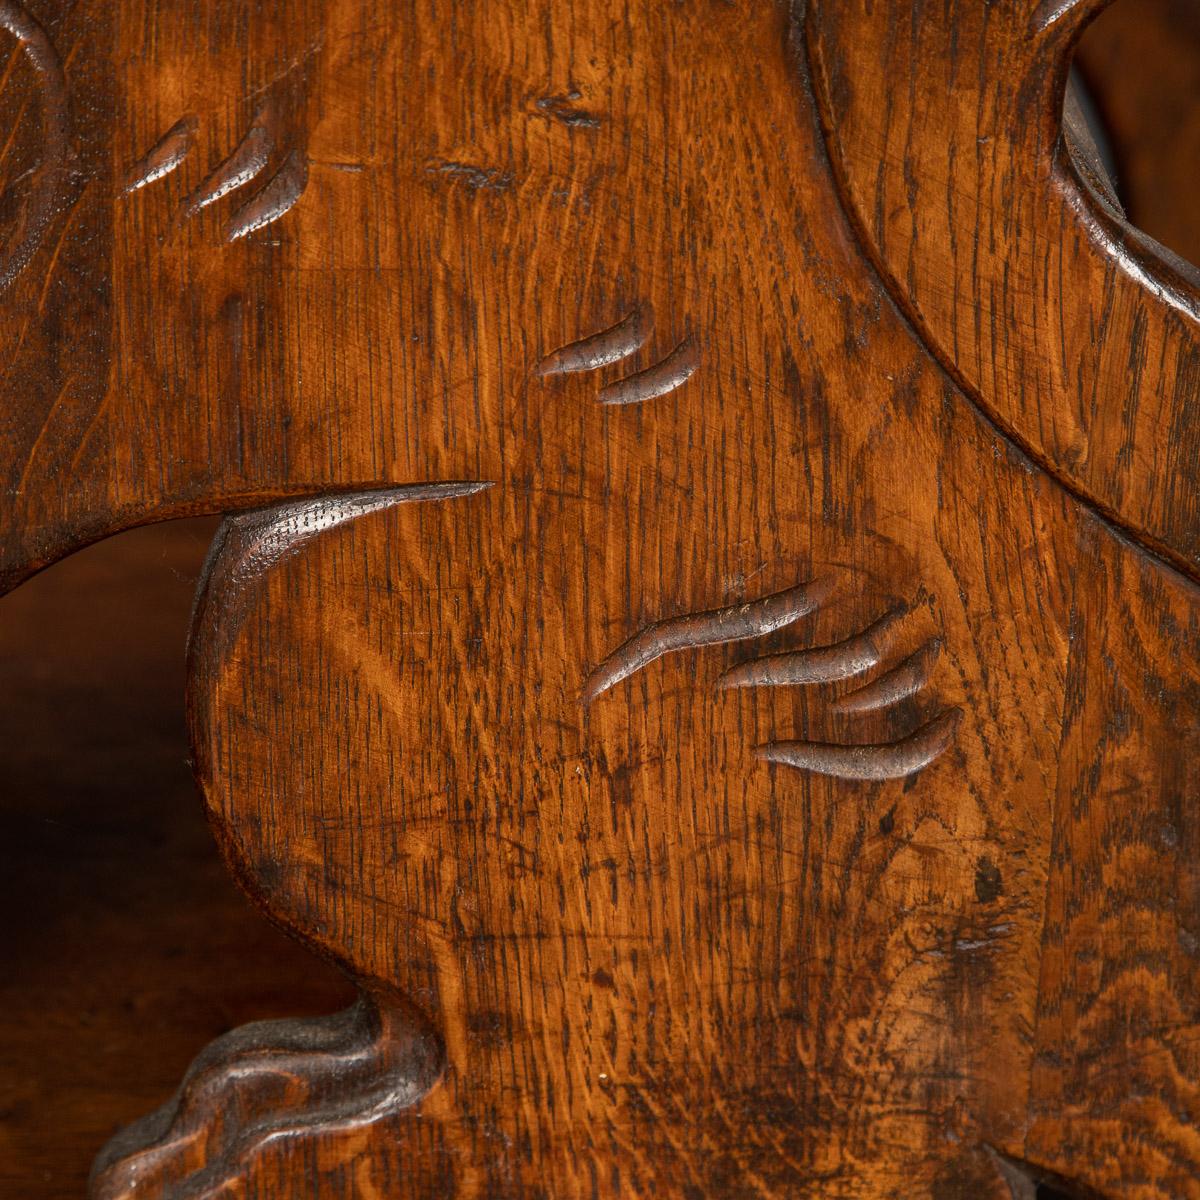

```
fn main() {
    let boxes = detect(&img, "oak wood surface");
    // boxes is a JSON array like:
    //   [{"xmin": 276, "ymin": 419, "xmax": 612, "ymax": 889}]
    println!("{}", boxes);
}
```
[
  {"xmin": 807, "ymin": 0, "xmax": 1200, "ymax": 575},
  {"xmin": 1, "ymin": 0, "xmax": 1198, "ymax": 1197}
]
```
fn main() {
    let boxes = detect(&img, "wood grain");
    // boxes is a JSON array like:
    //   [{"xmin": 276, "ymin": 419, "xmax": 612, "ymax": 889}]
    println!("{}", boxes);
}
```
[
  {"xmin": 807, "ymin": 0, "xmax": 1200, "ymax": 575},
  {"xmin": 0, "ymin": 0, "xmax": 1197, "ymax": 1196}
]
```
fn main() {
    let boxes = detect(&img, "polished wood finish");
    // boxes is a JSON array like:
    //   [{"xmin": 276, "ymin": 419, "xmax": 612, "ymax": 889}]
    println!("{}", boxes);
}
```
[
  {"xmin": 807, "ymin": 0, "xmax": 1200, "ymax": 575},
  {"xmin": 3, "ymin": 0, "xmax": 1200, "ymax": 1196}
]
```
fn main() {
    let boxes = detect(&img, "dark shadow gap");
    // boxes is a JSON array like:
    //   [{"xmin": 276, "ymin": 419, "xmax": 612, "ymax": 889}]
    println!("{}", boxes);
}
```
[
  {"xmin": 0, "ymin": 517, "xmax": 354, "ymax": 1200},
  {"xmin": 1073, "ymin": 0, "xmax": 1200, "ymax": 267}
]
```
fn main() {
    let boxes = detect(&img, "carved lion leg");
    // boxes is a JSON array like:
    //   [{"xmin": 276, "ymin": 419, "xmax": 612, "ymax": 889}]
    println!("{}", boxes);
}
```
[{"xmin": 88, "ymin": 485, "xmax": 487, "ymax": 1199}]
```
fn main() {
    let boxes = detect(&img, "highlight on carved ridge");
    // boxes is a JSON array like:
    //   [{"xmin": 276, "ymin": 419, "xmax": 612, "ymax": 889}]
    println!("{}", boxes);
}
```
[
  {"xmin": 1030, "ymin": 0, "xmax": 1101, "ymax": 37},
  {"xmin": 223, "ymin": 146, "xmax": 309, "ymax": 242},
  {"xmin": 586, "ymin": 581, "xmax": 958, "ymax": 781},
  {"xmin": 123, "ymin": 115, "xmax": 199, "ymax": 193},
  {"xmin": 539, "ymin": 305, "xmax": 699, "ymax": 404},
  {"xmin": 0, "ymin": 0, "xmax": 69, "ymax": 292},
  {"xmin": 186, "ymin": 103, "xmax": 275, "ymax": 216}
]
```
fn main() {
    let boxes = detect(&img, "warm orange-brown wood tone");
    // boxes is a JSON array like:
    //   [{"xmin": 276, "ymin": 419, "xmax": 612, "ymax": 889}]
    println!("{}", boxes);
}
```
[{"xmin": 3, "ymin": 0, "xmax": 1199, "ymax": 1197}]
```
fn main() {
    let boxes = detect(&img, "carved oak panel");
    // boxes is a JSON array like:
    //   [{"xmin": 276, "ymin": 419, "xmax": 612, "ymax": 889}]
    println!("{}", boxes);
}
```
[{"xmin": 1, "ymin": 1, "xmax": 1198, "ymax": 1197}]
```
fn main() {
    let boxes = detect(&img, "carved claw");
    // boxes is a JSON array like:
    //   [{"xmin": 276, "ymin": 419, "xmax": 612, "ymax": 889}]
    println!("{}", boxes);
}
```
[
  {"xmin": 185, "ymin": 101, "xmax": 275, "ymax": 217},
  {"xmin": 125, "ymin": 92, "xmax": 315, "ymax": 243},
  {"xmin": 832, "ymin": 638, "xmax": 941, "ymax": 714},
  {"xmin": 730, "ymin": 608, "xmax": 957, "ymax": 781},
  {"xmin": 122, "ymin": 115, "xmax": 199, "ymax": 194},
  {"xmin": 586, "ymin": 579, "xmax": 958, "ymax": 781},
  {"xmin": 757, "ymin": 708, "xmax": 963, "ymax": 782},
  {"xmin": 582, "ymin": 578, "xmax": 834, "ymax": 703},
  {"xmin": 90, "ymin": 994, "xmax": 443, "ymax": 1200},
  {"xmin": 537, "ymin": 304, "xmax": 653, "ymax": 375},
  {"xmin": 538, "ymin": 304, "xmax": 699, "ymax": 405},
  {"xmin": 718, "ymin": 606, "xmax": 905, "ymax": 688},
  {"xmin": 223, "ymin": 147, "xmax": 309, "ymax": 243}
]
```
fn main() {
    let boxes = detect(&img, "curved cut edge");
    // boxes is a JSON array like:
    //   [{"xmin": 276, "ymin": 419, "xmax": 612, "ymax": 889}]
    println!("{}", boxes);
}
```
[
  {"xmin": 987, "ymin": 1145, "xmax": 1111, "ymax": 1200},
  {"xmin": 802, "ymin": 0, "xmax": 1200, "ymax": 581},
  {"xmin": 86, "ymin": 483, "xmax": 495, "ymax": 1197}
]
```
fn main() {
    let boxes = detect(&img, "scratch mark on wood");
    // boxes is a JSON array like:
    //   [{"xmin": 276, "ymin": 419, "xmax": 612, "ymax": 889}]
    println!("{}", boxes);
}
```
[
  {"xmin": 123, "ymin": 115, "xmax": 199, "ymax": 193},
  {"xmin": 583, "ymin": 578, "xmax": 833, "ymax": 704},
  {"xmin": 599, "ymin": 335, "xmax": 700, "ymax": 406},
  {"xmin": 756, "ymin": 708, "xmax": 962, "ymax": 781}
]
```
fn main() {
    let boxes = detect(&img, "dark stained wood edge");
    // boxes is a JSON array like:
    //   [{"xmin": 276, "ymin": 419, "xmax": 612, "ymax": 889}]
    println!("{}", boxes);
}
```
[{"xmin": 0, "ymin": 0, "xmax": 70, "ymax": 292}]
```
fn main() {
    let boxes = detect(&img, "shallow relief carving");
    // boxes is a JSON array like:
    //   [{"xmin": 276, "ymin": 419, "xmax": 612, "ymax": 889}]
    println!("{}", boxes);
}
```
[
  {"xmin": 584, "ymin": 578, "xmax": 959, "ymax": 782},
  {"xmin": 6, "ymin": 0, "xmax": 1179, "ymax": 1191},
  {"xmin": 81, "ymin": 444, "xmax": 964, "ymax": 1198},
  {"xmin": 122, "ymin": 88, "xmax": 311, "ymax": 242},
  {"xmin": 537, "ymin": 305, "xmax": 700, "ymax": 406},
  {"xmin": 92, "ymin": 485, "xmax": 492, "ymax": 1199},
  {"xmin": 0, "ymin": 1, "xmax": 69, "ymax": 291}
]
